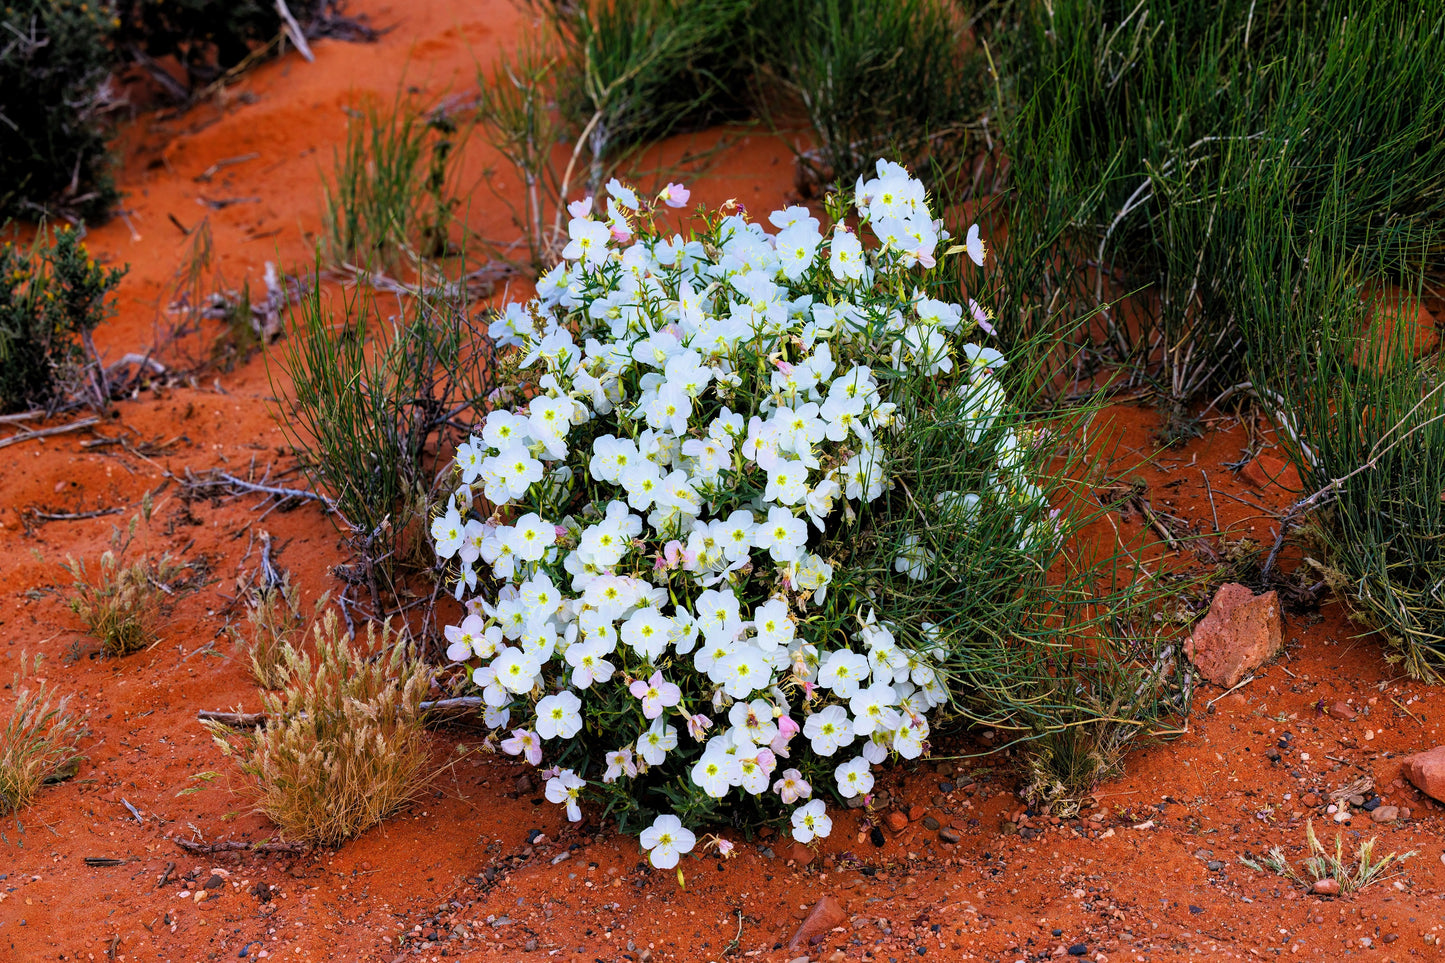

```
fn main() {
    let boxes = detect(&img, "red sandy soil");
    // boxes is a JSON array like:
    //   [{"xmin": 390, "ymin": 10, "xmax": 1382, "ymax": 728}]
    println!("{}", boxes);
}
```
[{"xmin": 5, "ymin": 4, "xmax": 1445, "ymax": 962}]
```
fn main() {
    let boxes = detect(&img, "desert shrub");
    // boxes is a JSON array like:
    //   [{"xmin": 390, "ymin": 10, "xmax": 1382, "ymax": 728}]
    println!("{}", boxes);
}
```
[
  {"xmin": 0, "ymin": 0, "xmax": 119, "ymax": 221},
  {"xmin": 984, "ymin": 0, "xmax": 1445, "ymax": 407},
  {"xmin": 112, "ymin": 0, "xmax": 325, "ymax": 95},
  {"xmin": 539, "ymin": 0, "xmax": 754, "ymax": 159},
  {"xmin": 269, "ymin": 264, "xmax": 495, "ymax": 600},
  {"xmin": 434, "ymin": 162, "xmax": 1186, "ymax": 862},
  {"xmin": 750, "ymin": 0, "xmax": 985, "ymax": 189},
  {"xmin": 321, "ymin": 95, "xmax": 465, "ymax": 275},
  {"xmin": 207, "ymin": 609, "xmax": 431, "ymax": 845},
  {"xmin": 1, "ymin": 656, "xmax": 85, "ymax": 814},
  {"xmin": 0, "ymin": 225, "xmax": 126, "ymax": 413}
]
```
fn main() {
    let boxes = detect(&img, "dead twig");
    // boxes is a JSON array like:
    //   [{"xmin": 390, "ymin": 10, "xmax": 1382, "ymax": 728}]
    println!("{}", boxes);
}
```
[
  {"xmin": 26, "ymin": 507, "xmax": 124, "ymax": 522},
  {"xmin": 121, "ymin": 798, "xmax": 144, "ymax": 824},
  {"xmin": 0, "ymin": 417, "xmax": 100, "ymax": 450},
  {"xmin": 175, "ymin": 838, "xmax": 308, "ymax": 855},
  {"xmin": 198, "ymin": 710, "xmax": 268, "ymax": 729}
]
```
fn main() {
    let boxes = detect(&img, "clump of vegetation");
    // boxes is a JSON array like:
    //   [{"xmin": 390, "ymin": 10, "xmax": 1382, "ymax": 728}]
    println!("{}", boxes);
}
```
[
  {"xmin": 229, "ymin": 574, "xmax": 315, "ymax": 689},
  {"xmin": 751, "ymin": 0, "xmax": 984, "ymax": 190},
  {"xmin": 112, "ymin": 0, "xmax": 326, "ymax": 96},
  {"xmin": 66, "ymin": 506, "xmax": 185, "ymax": 657},
  {"xmin": 208, "ymin": 610, "xmax": 432, "ymax": 845},
  {"xmin": 321, "ymin": 96, "xmax": 465, "ymax": 276},
  {"xmin": 0, "ymin": 0, "xmax": 119, "ymax": 221},
  {"xmin": 1, "ymin": 656, "xmax": 86, "ymax": 815},
  {"xmin": 1241, "ymin": 820, "xmax": 1415, "ymax": 894},
  {"xmin": 0, "ymin": 225, "xmax": 126, "ymax": 413},
  {"xmin": 270, "ymin": 267, "xmax": 494, "ymax": 609},
  {"xmin": 983, "ymin": 0, "xmax": 1445, "ymax": 408}
]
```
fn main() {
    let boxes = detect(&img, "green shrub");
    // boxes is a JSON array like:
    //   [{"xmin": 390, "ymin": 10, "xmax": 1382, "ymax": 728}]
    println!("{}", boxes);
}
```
[
  {"xmin": 270, "ymin": 264, "xmax": 495, "ymax": 594},
  {"xmin": 0, "ymin": 225, "xmax": 126, "ymax": 413},
  {"xmin": 321, "ymin": 96, "xmax": 464, "ymax": 276},
  {"xmin": 1238, "ymin": 179, "xmax": 1445, "ymax": 681},
  {"xmin": 0, "ymin": 0, "xmax": 119, "ymax": 220}
]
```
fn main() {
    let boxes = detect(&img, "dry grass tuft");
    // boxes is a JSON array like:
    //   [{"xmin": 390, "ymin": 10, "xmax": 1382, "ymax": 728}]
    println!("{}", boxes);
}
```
[
  {"xmin": 66, "ymin": 549, "xmax": 184, "ymax": 656},
  {"xmin": 1241, "ymin": 820, "xmax": 1415, "ymax": 895},
  {"xmin": 209, "ymin": 610, "xmax": 432, "ymax": 845},
  {"xmin": 229, "ymin": 576, "xmax": 312, "ymax": 689},
  {"xmin": 1, "ymin": 656, "xmax": 86, "ymax": 814}
]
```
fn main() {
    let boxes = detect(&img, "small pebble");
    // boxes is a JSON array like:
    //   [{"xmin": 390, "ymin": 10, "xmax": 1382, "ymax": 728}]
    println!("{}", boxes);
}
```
[
  {"xmin": 922, "ymin": 816, "xmax": 940, "ymax": 831},
  {"xmin": 1068, "ymin": 944, "xmax": 1087, "ymax": 956}
]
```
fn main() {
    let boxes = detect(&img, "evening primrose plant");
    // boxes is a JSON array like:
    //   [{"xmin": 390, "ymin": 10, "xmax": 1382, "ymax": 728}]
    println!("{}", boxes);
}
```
[{"xmin": 435, "ymin": 160, "xmax": 1054, "ymax": 866}]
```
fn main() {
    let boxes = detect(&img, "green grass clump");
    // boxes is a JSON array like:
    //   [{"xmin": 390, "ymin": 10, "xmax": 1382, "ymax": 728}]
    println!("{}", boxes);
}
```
[
  {"xmin": 207, "ymin": 609, "xmax": 432, "ymax": 845},
  {"xmin": 66, "ymin": 549, "xmax": 186, "ymax": 657},
  {"xmin": 321, "ymin": 95, "xmax": 465, "ymax": 276},
  {"xmin": 1, "ymin": 656, "xmax": 85, "ymax": 815},
  {"xmin": 751, "ymin": 0, "xmax": 985, "ymax": 190},
  {"xmin": 270, "ymin": 265, "xmax": 494, "ymax": 594},
  {"xmin": 984, "ymin": 0, "xmax": 1445, "ymax": 408},
  {"xmin": 0, "ymin": 225, "xmax": 126, "ymax": 413}
]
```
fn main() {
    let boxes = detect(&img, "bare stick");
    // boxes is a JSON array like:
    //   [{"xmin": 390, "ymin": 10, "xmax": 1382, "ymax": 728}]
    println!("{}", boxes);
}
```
[
  {"xmin": 1200, "ymin": 470, "xmax": 1221, "ymax": 534},
  {"xmin": 175, "ymin": 838, "xmax": 308, "ymax": 855},
  {"xmin": 420, "ymin": 697, "xmax": 484, "ymax": 713},
  {"xmin": 275, "ymin": 0, "xmax": 315, "ymax": 62},
  {"xmin": 0, "ymin": 417, "xmax": 100, "ymax": 450},
  {"xmin": 0, "ymin": 410, "xmax": 44, "ymax": 425},
  {"xmin": 27, "ymin": 507, "xmax": 124, "ymax": 522},
  {"xmin": 121, "ymin": 798, "xmax": 144, "ymax": 824},
  {"xmin": 198, "ymin": 710, "xmax": 268, "ymax": 729}
]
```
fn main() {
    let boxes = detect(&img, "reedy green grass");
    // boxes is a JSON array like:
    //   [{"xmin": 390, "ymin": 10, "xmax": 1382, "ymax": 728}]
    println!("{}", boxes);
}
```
[
  {"xmin": 321, "ymin": 94, "xmax": 466, "ymax": 277},
  {"xmin": 817, "ymin": 307, "xmax": 1195, "ymax": 811},
  {"xmin": 985, "ymin": 0, "xmax": 1445, "ymax": 410},
  {"xmin": 269, "ymin": 262, "xmax": 496, "ymax": 614},
  {"xmin": 750, "ymin": 0, "xmax": 986, "ymax": 190}
]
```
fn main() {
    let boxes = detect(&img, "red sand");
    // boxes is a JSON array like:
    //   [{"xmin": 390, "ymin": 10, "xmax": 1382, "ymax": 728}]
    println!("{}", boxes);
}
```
[{"xmin": 5, "ymin": 4, "xmax": 1445, "ymax": 961}]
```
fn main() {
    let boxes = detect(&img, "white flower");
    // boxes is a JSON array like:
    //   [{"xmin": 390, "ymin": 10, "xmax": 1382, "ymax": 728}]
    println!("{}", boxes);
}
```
[
  {"xmin": 753, "ymin": 506, "xmax": 809, "ymax": 563},
  {"xmin": 636, "ymin": 717, "xmax": 679, "ymax": 766},
  {"xmin": 545, "ymin": 768, "xmax": 586, "ymax": 821},
  {"xmin": 965, "ymin": 223, "xmax": 987, "ymax": 266},
  {"xmin": 816, "ymin": 648, "xmax": 870, "ymax": 698},
  {"xmin": 691, "ymin": 747, "xmax": 741, "ymax": 798},
  {"xmin": 563, "ymin": 216, "xmax": 612, "ymax": 266},
  {"xmin": 508, "ymin": 512, "xmax": 555, "ymax": 563},
  {"xmin": 835, "ymin": 755, "xmax": 875, "ymax": 798},
  {"xmin": 500, "ymin": 728, "xmax": 542, "ymax": 766},
  {"xmin": 535, "ymin": 690, "xmax": 583, "ymax": 740},
  {"xmin": 606, "ymin": 177, "xmax": 639, "ymax": 211},
  {"xmin": 849, "ymin": 682, "xmax": 901, "ymax": 737},
  {"xmin": 791, "ymin": 798, "xmax": 832, "ymax": 843},
  {"xmin": 603, "ymin": 748, "xmax": 638, "ymax": 783},
  {"xmin": 640, "ymin": 813, "xmax": 696, "ymax": 869},
  {"xmin": 829, "ymin": 225, "xmax": 865, "ymax": 281},
  {"xmin": 431, "ymin": 506, "xmax": 464, "ymax": 558},
  {"xmin": 893, "ymin": 533, "xmax": 933, "ymax": 581},
  {"xmin": 492, "ymin": 646, "xmax": 541, "ymax": 695},
  {"xmin": 564, "ymin": 638, "xmax": 614, "ymax": 689},
  {"xmin": 621, "ymin": 608, "xmax": 674, "ymax": 660},
  {"xmin": 802, "ymin": 704, "xmax": 855, "ymax": 756}
]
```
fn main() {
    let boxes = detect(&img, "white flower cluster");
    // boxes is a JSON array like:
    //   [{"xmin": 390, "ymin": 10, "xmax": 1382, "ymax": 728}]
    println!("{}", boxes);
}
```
[{"xmin": 435, "ymin": 161, "xmax": 1042, "ymax": 868}]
